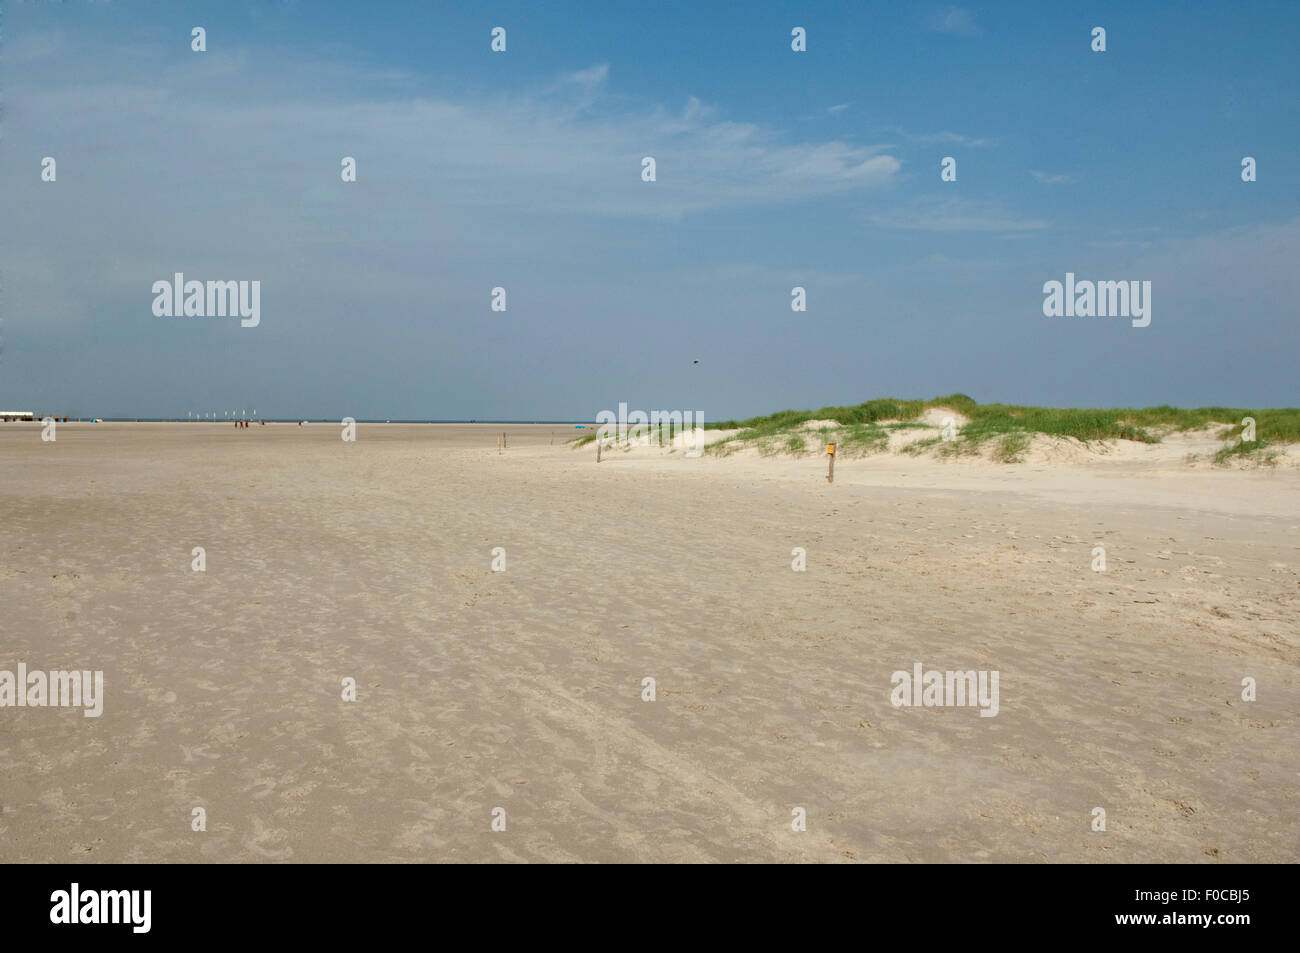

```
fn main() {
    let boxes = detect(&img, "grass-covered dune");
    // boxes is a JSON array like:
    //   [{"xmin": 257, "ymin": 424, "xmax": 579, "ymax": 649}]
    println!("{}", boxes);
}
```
[
  {"xmin": 570, "ymin": 395, "xmax": 1296, "ymax": 465},
  {"xmin": 704, "ymin": 395, "xmax": 1297, "ymax": 465},
  {"xmin": 710, "ymin": 394, "xmax": 1299, "ymax": 440}
]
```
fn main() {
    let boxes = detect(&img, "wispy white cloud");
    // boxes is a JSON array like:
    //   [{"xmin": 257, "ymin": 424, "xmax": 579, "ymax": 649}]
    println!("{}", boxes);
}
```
[
  {"xmin": 558, "ymin": 62, "xmax": 610, "ymax": 89},
  {"xmin": 868, "ymin": 196, "xmax": 1049, "ymax": 232},
  {"xmin": 894, "ymin": 129, "xmax": 995, "ymax": 148},
  {"xmin": 0, "ymin": 33, "xmax": 912, "ymax": 349},
  {"xmin": 929, "ymin": 6, "xmax": 982, "ymax": 37},
  {"xmin": 6, "ymin": 44, "xmax": 902, "ymax": 225},
  {"xmin": 1031, "ymin": 170, "xmax": 1075, "ymax": 185},
  {"xmin": 796, "ymin": 103, "xmax": 853, "ymax": 121}
]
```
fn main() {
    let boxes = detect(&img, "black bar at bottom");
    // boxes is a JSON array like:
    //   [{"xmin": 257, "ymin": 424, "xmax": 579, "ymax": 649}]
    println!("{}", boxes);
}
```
[{"xmin": 0, "ymin": 864, "xmax": 1279, "ymax": 941}]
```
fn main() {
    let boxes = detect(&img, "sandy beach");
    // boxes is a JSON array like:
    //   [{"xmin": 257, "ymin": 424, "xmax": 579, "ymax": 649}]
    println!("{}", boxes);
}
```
[{"xmin": 1, "ymin": 421, "xmax": 1296, "ymax": 862}]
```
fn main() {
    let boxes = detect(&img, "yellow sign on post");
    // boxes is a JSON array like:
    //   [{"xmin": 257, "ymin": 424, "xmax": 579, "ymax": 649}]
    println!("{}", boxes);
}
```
[{"xmin": 827, "ymin": 443, "xmax": 836, "ymax": 455}]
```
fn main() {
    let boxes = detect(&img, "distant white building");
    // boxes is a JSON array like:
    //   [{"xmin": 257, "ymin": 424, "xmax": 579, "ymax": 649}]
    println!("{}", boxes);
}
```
[{"xmin": 0, "ymin": 411, "xmax": 34, "ymax": 421}]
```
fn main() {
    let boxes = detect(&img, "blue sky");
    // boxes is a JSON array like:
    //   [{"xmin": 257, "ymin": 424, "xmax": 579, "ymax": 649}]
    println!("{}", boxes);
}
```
[{"xmin": 2, "ymin": 0, "xmax": 1296, "ymax": 419}]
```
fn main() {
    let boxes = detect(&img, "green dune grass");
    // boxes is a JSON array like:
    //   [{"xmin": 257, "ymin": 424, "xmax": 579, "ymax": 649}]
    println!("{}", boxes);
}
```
[
  {"xmin": 711, "ymin": 395, "xmax": 1299, "ymax": 439},
  {"xmin": 704, "ymin": 395, "xmax": 1296, "ymax": 463},
  {"xmin": 569, "ymin": 397, "xmax": 1295, "ymax": 465}
]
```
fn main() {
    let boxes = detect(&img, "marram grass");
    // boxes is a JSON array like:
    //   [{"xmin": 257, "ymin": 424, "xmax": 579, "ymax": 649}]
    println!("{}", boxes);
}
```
[
  {"xmin": 571, "ymin": 397, "xmax": 1296, "ymax": 463},
  {"xmin": 711, "ymin": 396, "xmax": 1299, "ymax": 442}
]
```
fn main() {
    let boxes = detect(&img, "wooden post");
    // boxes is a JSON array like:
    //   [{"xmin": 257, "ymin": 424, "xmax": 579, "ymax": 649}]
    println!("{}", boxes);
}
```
[
  {"xmin": 597, "ymin": 438, "xmax": 602, "ymax": 463},
  {"xmin": 498, "ymin": 433, "xmax": 502, "ymax": 455},
  {"xmin": 827, "ymin": 442, "xmax": 835, "ymax": 484}
]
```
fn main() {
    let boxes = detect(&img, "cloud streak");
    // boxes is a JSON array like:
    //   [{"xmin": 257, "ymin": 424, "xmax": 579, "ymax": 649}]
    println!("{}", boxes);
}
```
[
  {"xmin": 1031, "ymin": 170, "xmax": 1075, "ymax": 185},
  {"xmin": 7, "ymin": 37, "xmax": 901, "ymax": 223},
  {"xmin": 867, "ymin": 196, "xmax": 1049, "ymax": 232},
  {"xmin": 929, "ymin": 7, "xmax": 982, "ymax": 37}
]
